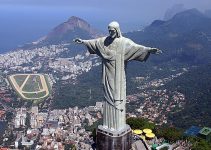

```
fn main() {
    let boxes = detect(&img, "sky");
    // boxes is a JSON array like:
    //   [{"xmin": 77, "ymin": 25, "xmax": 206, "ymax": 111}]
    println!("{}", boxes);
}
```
[{"xmin": 0, "ymin": 0, "xmax": 211, "ymax": 52}]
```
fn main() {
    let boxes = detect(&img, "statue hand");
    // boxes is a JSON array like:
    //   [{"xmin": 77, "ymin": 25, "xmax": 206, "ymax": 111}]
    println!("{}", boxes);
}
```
[
  {"xmin": 150, "ymin": 48, "xmax": 162, "ymax": 54},
  {"xmin": 73, "ymin": 38, "xmax": 83, "ymax": 44}
]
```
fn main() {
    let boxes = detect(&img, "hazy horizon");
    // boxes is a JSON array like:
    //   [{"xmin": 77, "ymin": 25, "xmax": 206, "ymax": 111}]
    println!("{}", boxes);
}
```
[{"xmin": 0, "ymin": 0, "xmax": 211, "ymax": 53}]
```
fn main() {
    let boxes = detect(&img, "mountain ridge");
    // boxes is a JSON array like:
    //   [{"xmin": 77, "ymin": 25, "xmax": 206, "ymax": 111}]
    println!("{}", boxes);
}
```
[
  {"xmin": 47, "ymin": 16, "xmax": 102, "ymax": 39},
  {"xmin": 28, "ymin": 16, "xmax": 104, "ymax": 48},
  {"xmin": 125, "ymin": 8, "xmax": 211, "ymax": 65}
]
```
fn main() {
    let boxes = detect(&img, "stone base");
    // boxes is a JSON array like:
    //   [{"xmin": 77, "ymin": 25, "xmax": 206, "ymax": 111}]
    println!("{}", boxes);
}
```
[{"xmin": 96, "ymin": 125, "xmax": 132, "ymax": 150}]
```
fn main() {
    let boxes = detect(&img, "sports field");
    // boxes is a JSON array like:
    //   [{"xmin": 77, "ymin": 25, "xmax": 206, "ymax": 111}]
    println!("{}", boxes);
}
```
[{"xmin": 8, "ymin": 74, "xmax": 50, "ymax": 101}]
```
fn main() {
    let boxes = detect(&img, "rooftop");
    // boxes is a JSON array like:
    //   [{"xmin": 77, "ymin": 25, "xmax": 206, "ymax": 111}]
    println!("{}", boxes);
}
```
[
  {"xmin": 199, "ymin": 127, "xmax": 211, "ymax": 135},
  {"xmin": 184, "ymin": 126, "xmax": 201, "ymax": 136}
]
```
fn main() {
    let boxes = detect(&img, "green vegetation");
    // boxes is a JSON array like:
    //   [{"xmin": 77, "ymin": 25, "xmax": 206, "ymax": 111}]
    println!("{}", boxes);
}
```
[
  {"xmin": 52, "ymin": 64, "xmax": 211, "ymax": 131},
  {"xmin": 85, "ymin": 119, "xmax": 102, "ymax": 142},
  {"xmin": 86, "ymin": 117, "xmax": 211, "ymax": 150},
  {"xmin": 44, "ymin": 74, "xmax": 52, "ymax": 94},
  {"xmin": 22, "ymin": 75, "xmax": 42, "ymax": 92},
  {"xmin": 188, "ymin": 137, "xmax": 211, "ymax": 150},
  {"xmin": 126, "ymin": 117, "xmax": 185, "ymax": 144},
  {"xmin": 160, "ymin": 147, "xmax": 168, "ymax": 150},
  {"xmin": 65, "ymin": 144, "xmax": 76, "ymax": 150},
  {"xmin": 52, "ymin": 67, "xmax": 103, "ymax": 109},
  {"xmin": 52, "ymin": 63, "xmax": 174, "ymax": 109},
  {"xmin": 22, "ymin": 91, "xmax": 47, "ymax": 99},
  {"xmin": 85, "ymin": 119, "xmax": 103, "ymax": 132},
  {"xmin": 155, "ymin": 126, "xmax": 183, "ymax": 142},
  {"xmin": 9, "ymin": 74, "xmax": 51, "ymax": 104},
  {"xmin": 13, "ymin": 75, "xmax": 27, "ymax": 87},
  {"xmin": 164, "ymin": 65, "xmax": 211, "ymax": 128},
  {"xmin": 127, "ymin": 117, "xmax": 155, "ymax": 130}
]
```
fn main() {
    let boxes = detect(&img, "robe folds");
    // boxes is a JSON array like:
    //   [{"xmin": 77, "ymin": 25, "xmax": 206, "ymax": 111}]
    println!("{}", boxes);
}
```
[{"xmin": 83, "ymin": 36, "xmax": 151, "ymax": 131}]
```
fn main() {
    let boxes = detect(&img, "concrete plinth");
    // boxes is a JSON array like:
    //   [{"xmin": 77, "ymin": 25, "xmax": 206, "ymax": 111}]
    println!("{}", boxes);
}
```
[{"xmin": 96, "ymin": 125, "xmax": 132, "ymax": 150}]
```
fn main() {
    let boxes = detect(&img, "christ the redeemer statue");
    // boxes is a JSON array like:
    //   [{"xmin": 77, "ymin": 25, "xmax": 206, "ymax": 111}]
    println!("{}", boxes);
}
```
[{"xmin": 74, "ymin": 21, "xmax": 162, "ymax": 132}]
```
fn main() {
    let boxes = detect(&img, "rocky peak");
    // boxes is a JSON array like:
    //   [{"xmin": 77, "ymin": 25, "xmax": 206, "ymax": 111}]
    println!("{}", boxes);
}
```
[
  {"xmin": 172, "ymin": 8, "xmax": 206, "ymax": 20},
  {"xmin": 47, "ymin": 16, "xmax": 101, "ymax": 38},
  {"xmin": 67, "ymin": 16, "xmax": 90, "ymax": 29}
]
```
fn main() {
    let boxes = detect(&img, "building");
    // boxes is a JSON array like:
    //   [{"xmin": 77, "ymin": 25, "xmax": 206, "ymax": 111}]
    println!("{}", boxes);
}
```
[
  {"xmin": 30, "ymin": 116, "xmax": 37, "ymax": 128},
  {"xmin": 14, "ymin": 108, "xmax": 27, "ymax": 128},
  {"xmin": 198, "ymin": 127, "xmax": 211, "ymax": 142},
  {"xmin": 31, "ymin": 106, "xmax": 38, "ymax": 115},
  {"xmin": 96, "ymin": 102, "xmax": 103, "ymax": 108},
  {"xmin": 37, "ymin": 115, "xmax": 44, "ymax": 127},
  {"xmin": 21, "ymin": 135, "xmax": 34, "ymax": 147},
  {"xmin": 30, "ymin": 112, "xmax": 47, "ymax": 128},
  {"xmin": 15, "ymin": 134, "xmax": 22, "ymax": 149},
  {"xmin": 184, "ymin": 126, "xmax": 202, "ymax": 137}
]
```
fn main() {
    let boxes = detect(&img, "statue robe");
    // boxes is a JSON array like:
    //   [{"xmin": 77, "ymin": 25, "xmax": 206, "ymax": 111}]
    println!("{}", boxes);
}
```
[{"xmin": 83, "ymin": 36, "xmax": 151, "ymax": 131}]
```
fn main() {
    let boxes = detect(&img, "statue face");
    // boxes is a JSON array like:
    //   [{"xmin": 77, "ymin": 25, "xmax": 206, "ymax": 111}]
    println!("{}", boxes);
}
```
[{"xmin": 109, "ymin": 28, "xmax": 117, "ymax": 39}]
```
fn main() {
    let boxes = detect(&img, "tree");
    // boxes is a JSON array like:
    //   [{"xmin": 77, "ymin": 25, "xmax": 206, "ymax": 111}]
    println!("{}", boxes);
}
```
[
  {"xmin": 160, "ymin": 147, "xmax": 168, "ymax": 150},
  {"xmin": 126, "ymin": 117, "xmax": 155, "ymax": 130},
  {"xmin": 190, "ymin": 138, "xmax": 211, "ymax": 150},
  {"xmin": 5, "ymin": 112, "xmax": 13, "ymax": 122},
  {"xmin": 155, "ymin": 126, "xmax": 183, "ymax": 142},
  {"xmin": 85, "ymin": 119, "xmax": 102, "ymax": 142},
  {"xmin": 65, "ymin": 144, "xmax": 76, "ymax": 150}
]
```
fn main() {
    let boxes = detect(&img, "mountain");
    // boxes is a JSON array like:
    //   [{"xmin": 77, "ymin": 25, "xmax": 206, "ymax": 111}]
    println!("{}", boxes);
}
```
[
  {"xmin": 126, "ymin": 8, "xmax": 211, "ymax": 65},
  {"xmin": 23, "ymin": 16, "xmax": 104, "ymax": 53},
  {"xmin": 163, "ymin": 4, "xmax": 186, "ymax": 20},
  {"xmin": 124, "ymin": 9, "xmax": 211, "ymax": 128},
  {"xmin": 42, "ymin": 16, "xmax": 103, "ymax": 44},
  {"xmin": 166, "ymin": 65, "xmax": 211, "ymax": 128},
  {"xmin": 204, "ymin": 9, "xmax": 211, "ymax": 18}
]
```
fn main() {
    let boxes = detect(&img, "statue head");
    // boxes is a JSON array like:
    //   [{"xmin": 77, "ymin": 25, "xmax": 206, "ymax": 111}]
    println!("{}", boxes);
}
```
[{"xmin": 108, "ymin": 21, "xmax": 122, "ymax": 39}]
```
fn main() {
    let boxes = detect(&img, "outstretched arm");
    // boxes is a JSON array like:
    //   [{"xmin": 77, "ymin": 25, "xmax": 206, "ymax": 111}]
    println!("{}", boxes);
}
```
[
  {"xmin": 148, "ymin": 48, "xmax": 162, "ymax": 54},
  {"xmin": 73, "ymin": 38, "xmax": 84, "ymax": 44},
  {"xmin": 73, "ymin": 38, "xmax": 101, "ymax": 55},
  {"xmin": 124, "ymin": 38, "xmax": 162, "ymax": 61}
]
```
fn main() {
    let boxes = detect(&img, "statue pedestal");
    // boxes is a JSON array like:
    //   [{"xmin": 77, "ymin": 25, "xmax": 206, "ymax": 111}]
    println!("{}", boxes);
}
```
[{"xmin": 96, "ymin": 125, "xmax": 132, "ymax": 150}]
